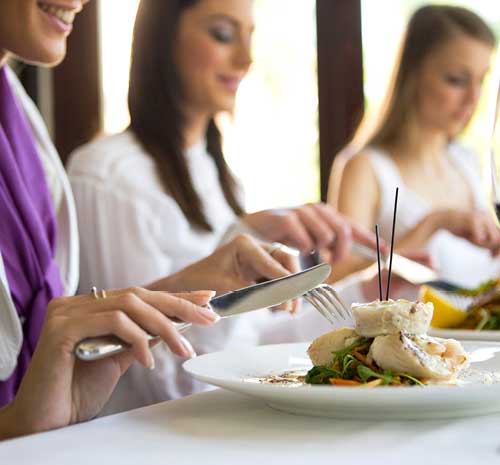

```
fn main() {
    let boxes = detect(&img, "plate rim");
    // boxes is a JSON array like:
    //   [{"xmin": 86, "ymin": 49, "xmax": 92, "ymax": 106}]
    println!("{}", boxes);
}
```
[{"xmin": 183, "ymin": 340, "xmax": 500, "ymax": 395}]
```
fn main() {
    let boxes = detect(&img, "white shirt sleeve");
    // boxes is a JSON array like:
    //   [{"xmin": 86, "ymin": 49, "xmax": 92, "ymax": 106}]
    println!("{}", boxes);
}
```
[
  {"xmin": 69, "ymin": 177, "xmax": 174, "ymax": 291},
  {"xmin": 0, "ymin": 256, "xmax": 23, "ymax": 380}
]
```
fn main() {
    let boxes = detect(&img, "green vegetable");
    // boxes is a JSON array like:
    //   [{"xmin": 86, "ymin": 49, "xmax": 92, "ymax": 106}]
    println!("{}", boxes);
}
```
[
  {"xmin": 356, "ymin": 365, "xmax": 394, "ymax": 385},
  {"xmin": 395, "ymin": 372, "xmax": 425, "ymax": 386},
  {"xmin": 476, "ymin": 311, "xmax": 500, "ymax": 331},
  {"xmin": 305, "ymin": 365, "xmax": 342, "ymax": 384},
  {"xmin": 305, "ymin": 337, "xmax": 425, "ymax": 387},
  {"xmin": 457, "ymin": 279, "xmax": 497, "ymax": 297},
  {"xmin": 331, "ymin": 337, "xmax": 370, "ymax": 362}
]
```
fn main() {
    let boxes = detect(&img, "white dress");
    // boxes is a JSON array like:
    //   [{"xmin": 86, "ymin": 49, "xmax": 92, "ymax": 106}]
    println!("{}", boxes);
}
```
[
  {"xmin": 68, "ymin": 132, "xmax": 352, "ymax": 414},
  {"xmin": 367, "ymin": 144, "xmax": 500, "ymax": 289}
]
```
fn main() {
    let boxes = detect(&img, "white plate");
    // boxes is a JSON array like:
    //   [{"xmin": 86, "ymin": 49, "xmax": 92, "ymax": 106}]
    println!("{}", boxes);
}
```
[
  {"xmin": 184, "ymin": 341, "xmax": 500, "ymax": 420},
  {"xmin": 429, "ymin": 328, "xmax": 500, "ymax": 341}
]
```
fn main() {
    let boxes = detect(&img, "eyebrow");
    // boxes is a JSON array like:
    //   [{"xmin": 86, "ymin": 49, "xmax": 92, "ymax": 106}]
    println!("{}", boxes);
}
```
[{"xmin": 205, "ymin": 13, "xmax": 255, "ymax": 31}]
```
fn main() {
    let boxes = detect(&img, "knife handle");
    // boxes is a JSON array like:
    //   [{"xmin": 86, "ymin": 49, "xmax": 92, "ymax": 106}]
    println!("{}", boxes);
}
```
[{"xmin": 75, "ymin": 322, "xmax": 191, "ymax": 361}]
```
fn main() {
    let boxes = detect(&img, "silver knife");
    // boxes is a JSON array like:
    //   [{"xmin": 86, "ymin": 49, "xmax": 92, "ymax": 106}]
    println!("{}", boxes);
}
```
[
  {"xmin": 75, "ymin": 263, "xmax": 331, "ymax": 361},
  {"xmin": 351, "ymin": 242, "xmax": 438, "ymax": 284}
]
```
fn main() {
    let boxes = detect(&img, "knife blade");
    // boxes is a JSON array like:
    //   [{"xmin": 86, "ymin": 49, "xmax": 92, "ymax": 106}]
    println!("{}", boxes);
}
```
[
  {"xmin": 75, "ymin": 263, "xmax": 331, "ymax": 361},
  {"xmin": 351, "ymin": 242, "xmax": 437, "ymax": 284}
]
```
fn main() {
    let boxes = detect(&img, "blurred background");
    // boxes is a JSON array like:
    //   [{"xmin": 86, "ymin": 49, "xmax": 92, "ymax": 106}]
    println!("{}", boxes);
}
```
[{"xmin": 19, "ymin": 0, "xmax": 500, "ymax": 211}]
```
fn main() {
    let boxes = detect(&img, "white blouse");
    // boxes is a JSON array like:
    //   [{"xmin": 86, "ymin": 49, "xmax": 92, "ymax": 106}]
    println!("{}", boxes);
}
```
[
  {"xmin": 68, "ymin": 131, "xmax": 355, "ymax": 415},
  {"xmin": 367, "ymin": 144, "xmax": 500, "ymax": 288},
  {"xmin": 68, "ymin": 132, "xmax": 241, "ymax": 290}
]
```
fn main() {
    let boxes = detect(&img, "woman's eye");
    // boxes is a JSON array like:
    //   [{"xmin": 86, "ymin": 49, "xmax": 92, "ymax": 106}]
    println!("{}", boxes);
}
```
[
  {"xmin": 210, "ymin": 28, "xmax": 234, "ymax": 43},
  {"xmin": 444, "ymin": 74, "xmax": 468, "ymax": 86}
]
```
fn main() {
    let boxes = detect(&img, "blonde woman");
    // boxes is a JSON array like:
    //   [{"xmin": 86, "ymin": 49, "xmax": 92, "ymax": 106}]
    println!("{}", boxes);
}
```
[{"xmin": 330, "ymin": 5, "xmax": 500, "ymax": 289}]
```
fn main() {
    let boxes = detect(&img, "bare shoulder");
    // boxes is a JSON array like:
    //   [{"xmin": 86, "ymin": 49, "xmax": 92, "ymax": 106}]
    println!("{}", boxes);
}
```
[
  {"xmin": 337, "ymin": 151, "xmax": 378, "ymax": 198},
  {"xmin": 329, "ymin": 147, "xmax": 374, "ymax": 207},
  {"xmin": 335, "ymin": 150, "xmax": 379, "ymax": 223}
]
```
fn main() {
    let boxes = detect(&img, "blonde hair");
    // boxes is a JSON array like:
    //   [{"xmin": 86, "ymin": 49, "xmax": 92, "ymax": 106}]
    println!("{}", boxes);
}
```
[{"xmin": 359, "ymin": 5, "xmax": 496, "ymax": 150}]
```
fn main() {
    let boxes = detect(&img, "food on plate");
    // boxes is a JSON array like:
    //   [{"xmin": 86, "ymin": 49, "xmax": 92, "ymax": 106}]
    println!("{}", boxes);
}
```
[
  {"xmin": 352, "ymin": 299, "xmax": 433, "ymax": 337},
  {"xmin": 420, "ymin": 285, "xmax": 468, "ymax": 328},
  {"xmin": 306, "ymin": 299, "xmax": 469, "ymax": 387},
  {"xmin": 307, "ymin": 327, "xmax": 359, "ymax": 366},
  {"xmin": 421, "ymin": 279, "xmax": 500, "ymax": 330},
  {"xmin": 369, "ymin": 332, "xmax": 468, "ymax": 381}
]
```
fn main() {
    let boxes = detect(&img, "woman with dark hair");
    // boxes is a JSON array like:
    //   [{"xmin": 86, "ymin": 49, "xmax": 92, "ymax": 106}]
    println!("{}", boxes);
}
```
[
  {"xmin": 68, "ymin": 0, "xmax": 379, "ymax": 413},
  {"xmin": 329, "ymin": 5, "xmax": 500, "ymax": 288},
  {"xmin": 0, "ymin": 0, "xmax": 305, "ymax": 439}
]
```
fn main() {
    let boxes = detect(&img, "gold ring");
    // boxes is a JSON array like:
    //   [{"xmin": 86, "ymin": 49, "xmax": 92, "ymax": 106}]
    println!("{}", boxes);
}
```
[
  {"xmin": 91, "ymin": 286, "xmax": 99, "ymax": 300},
  {"xmin": 91, "ymin": 287, "xmax": 107, "ymax": 300},
  {"xmin": 268, "ymin": 242, "xmax": 285, "ymax": 256}
]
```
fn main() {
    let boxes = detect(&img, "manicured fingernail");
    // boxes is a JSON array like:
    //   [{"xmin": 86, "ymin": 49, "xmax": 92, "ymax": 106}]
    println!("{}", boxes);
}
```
[
  {"xmin": 148, "ymin": 352, "xmax": 155, "ymax": 370},
  {"xmin": 186, "ymin": 290, "xmax": 216, "ymax": 298},
  {"xmin": 181, "ymin": 336, "xmax": 197, "ymax": 358},
  {"xmin": 199, "ymin": 305, "xmax": 221, "ymax": 322}
]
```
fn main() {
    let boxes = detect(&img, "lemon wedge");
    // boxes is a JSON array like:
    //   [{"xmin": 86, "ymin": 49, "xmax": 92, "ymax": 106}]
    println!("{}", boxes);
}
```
[{"xmin": 419, "ymin": 285, "xmax": 467, "ymax": 328}]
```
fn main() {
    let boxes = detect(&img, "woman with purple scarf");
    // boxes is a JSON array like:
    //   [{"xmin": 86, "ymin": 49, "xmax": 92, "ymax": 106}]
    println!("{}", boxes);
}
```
[{"xmin": 0, "ymin": 0, "xmax": 299, "ymax": 439}]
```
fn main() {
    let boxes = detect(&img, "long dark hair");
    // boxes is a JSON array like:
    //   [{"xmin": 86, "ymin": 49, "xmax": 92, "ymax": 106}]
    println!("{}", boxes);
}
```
[{"xmin": 128, "ymin": 0, "xmax": 244, "ymax": 231}]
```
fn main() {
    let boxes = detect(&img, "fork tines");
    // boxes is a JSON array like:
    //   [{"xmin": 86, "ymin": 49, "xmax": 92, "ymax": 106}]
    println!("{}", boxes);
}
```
[{"xmin": 304, "ymin": 284, "xmax": 353, "ymax": 326}]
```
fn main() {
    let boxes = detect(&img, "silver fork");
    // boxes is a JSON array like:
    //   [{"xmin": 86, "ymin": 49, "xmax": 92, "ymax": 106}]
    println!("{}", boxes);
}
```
[{"xmin": 304, "ymin": 284, "xmax": 354, "ymax": 326}]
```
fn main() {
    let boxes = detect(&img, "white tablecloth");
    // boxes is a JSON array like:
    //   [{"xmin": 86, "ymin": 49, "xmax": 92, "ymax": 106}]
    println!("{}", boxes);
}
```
[{"xmin": 1, "ymin": 388, "xmax": 499, "ymax": 465}]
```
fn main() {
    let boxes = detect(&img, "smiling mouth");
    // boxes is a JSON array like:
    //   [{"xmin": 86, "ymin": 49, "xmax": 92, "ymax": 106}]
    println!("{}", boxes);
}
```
[{"xmin": 37, "ymin": 2, "xmax": 79, "ymax": 26}]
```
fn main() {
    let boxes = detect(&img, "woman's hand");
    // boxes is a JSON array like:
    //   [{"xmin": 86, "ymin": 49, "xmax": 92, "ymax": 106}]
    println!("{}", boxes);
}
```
[
  {"xmin": 154, "ymin": 234, "xmax": 301, "ymax": 311},
  {"xmin": 1, "ymin": 288, "xmax": 218, "ymax": 439},
  {"xmin": 242, "ymin": 203, "xmax": 385, "ymax": 263},
  {"xmin": 426, "ymin": 209, "xmax": 500, "ymax": 255}
]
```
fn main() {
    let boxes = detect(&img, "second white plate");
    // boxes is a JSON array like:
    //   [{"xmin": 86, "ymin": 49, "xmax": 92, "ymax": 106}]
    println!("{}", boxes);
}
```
[{"xmin": 429, "ymin": 328, "xmax": 500, "ymax": 341}]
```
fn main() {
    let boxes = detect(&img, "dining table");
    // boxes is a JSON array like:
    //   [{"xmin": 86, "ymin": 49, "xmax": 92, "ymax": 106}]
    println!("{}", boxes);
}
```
[{"xmin": 1, "ymin": 386, "xmax": 500, "ymax": 465}]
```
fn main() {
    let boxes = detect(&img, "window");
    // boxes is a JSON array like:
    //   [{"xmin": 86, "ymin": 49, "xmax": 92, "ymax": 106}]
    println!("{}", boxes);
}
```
[
  {"xmin": 361, "ymin": 0, "xmax": 500, "ymax": 168},
  {"xmin": 222, "ymin": 0, "xmax": 319, "ymax": 211}
]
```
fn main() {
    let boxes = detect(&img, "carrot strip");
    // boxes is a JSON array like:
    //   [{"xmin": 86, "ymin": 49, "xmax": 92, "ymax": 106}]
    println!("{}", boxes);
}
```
[
  {"xmin": 363, "ymin": 379, "xmax": 383, "ymax": 387},
  {"xmin": 354, "ymin": 343, "xmax": 370, "ymax": 353},
  {"xmin": 352, "ymin": 350, "xmax": 376, "ymax": 370},
  {"xmin": 352, "ymin": 351, "xmax": 368, "ymax": 364},
  {"xmin": 328, "ymin": 378, "xmax": 361, "ymax": 386}
]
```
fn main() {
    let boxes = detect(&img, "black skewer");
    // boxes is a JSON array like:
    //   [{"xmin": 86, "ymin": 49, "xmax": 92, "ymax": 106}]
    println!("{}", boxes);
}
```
[
  {"xmin": 375, "ymin": 224, "xmax": 383, "ymax": 301},
  {"xmin": 385, "ymin": 187, "xmax": 399, "ymax": 300}
]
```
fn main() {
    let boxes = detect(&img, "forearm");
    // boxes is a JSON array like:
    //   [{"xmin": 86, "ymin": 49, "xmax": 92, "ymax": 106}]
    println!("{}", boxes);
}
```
[
  {"xmin": 394, "ymin": 213, "xmax": 442, "ymax": 251},
  {"xmin": 0, "ymin": 401, "xmax": 23, "ymax": 440}
]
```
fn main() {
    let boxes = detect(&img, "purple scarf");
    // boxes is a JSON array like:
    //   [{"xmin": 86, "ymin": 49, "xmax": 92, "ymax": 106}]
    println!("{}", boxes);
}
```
[{"xmin": 0, "ymin": 67, "xmax": 64, "ymax": 407}]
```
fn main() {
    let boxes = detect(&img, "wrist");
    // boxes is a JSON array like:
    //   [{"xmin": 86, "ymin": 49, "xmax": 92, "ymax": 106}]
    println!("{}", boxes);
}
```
[
  {"xmin": 421, "ymin": 211, "xmax": 445, "ymax": 235},
  {"xmin": 0, "ymin": 400, "xmax": 26, "ymax": 440}
]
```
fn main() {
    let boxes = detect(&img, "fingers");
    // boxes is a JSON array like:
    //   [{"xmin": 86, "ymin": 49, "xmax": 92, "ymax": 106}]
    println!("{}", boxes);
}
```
[
  {"xmin": 49, "ymin": 287, "xmax": 221, "ymax": 360},
  {"xmin": 75, "ymin": 296, "xmax": 197, "ymax": 358},
  {"xmin": 278, "ymin": 212, "xmax": 315, "ymax": 253},
  {"xmin": 293, "ymin": 205, "xmax": 335, "ymax": 251},
  {"xmin": 469, "ymin": 212, "xmax": 500, "ymax": 251},
  {"xmin": 59, "ymin": 312, "xmax": 155, "ymax": 368},
  {"xmin": 235, "ymin": 235, "xmax": 293, "ymax": 281},
  {"xmin": 481, "ymin": 214, "xmax": 500, "ymax": 251},
  {"xmin": 271, "ymin": 247, "xmax": 300, "ymax": 274}
]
